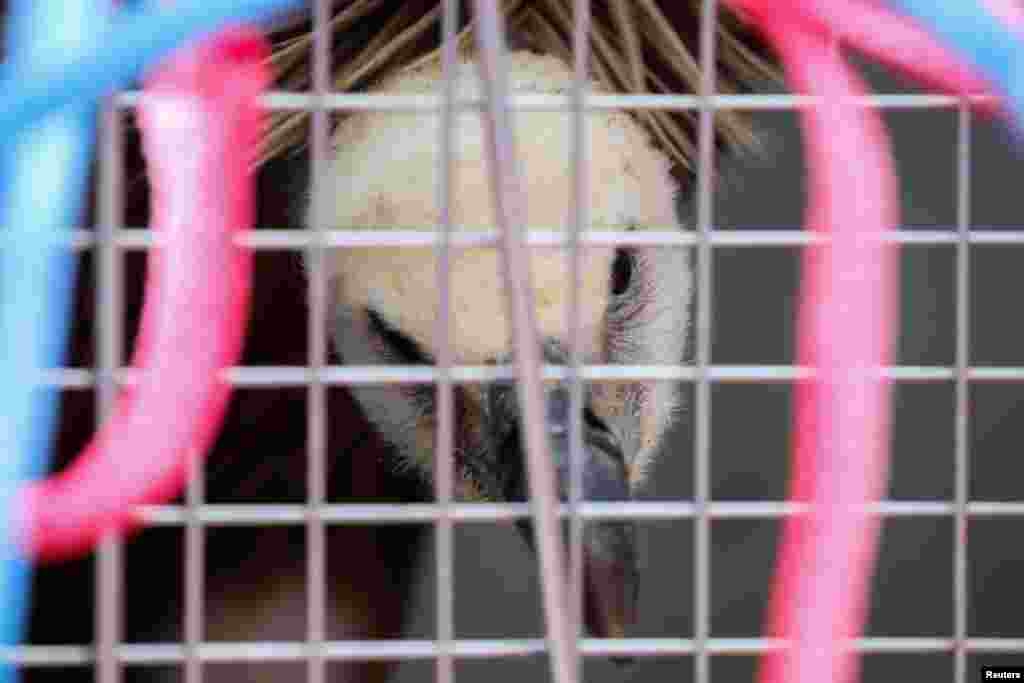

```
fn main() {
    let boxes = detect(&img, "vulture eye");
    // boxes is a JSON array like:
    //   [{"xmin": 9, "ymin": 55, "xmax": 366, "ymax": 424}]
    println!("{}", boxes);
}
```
[{"xmin": 610, "ymin": 249, "xmax": 633, "ymax": 297}]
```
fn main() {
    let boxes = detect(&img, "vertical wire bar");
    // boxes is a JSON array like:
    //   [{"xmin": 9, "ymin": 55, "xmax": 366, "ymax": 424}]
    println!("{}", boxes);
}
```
[
  {"xmin": 184, "ymin": 438, "xmax": 204, "ymax": 683},
  {"xmin": 96, "ymin": 101, "xmax": 123, "ymax": 683},
  {"xmin": 567, "ymin": 0, "xmax": 591, "ymax": 672},
  {"xmin": 307, "ymin": 2, "xmax": 332, "ymax": 682},
  {"xmin": 953, "ymin": 101, "xmax": 971, "ymax": 683},
  {"xmin": 434, "ymin": 1, "xmax": 458, "ymax": 683},
  {"xmin": 469, "ymin": 5, "xmax": 578, "ymax": 683},
  {"xmin": 695, "ymin": 1, "xmax": 717, "ymax": 682},
  {"xmin": 183, "ymin": 32, "xmax": 210, "ymax": 669}
]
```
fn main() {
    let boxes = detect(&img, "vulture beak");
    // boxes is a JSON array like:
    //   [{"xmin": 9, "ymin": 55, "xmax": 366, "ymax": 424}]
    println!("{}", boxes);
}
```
[{"xmin": 485, "ymin": 377, "xmax": 639, "ymax": 655}]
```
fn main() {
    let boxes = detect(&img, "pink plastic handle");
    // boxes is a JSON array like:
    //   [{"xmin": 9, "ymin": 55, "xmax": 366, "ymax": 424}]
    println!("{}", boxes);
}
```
[
  {"xmin": 979, "ymin": 0, "xmax": 1024, "ymax": 31},
  {"xmin": 766, "ymin": 26, "xmax": 898, "ymax": 683},
  {"xmin": 17, "ymin": 27, "xmax": 267, "ymax": 562},
  {"xmin": 768, "ymin": 0, "xmax": 998, "ymax": 110},
  {"xmin": 722, "ymin": 2, "xmax": 902, "ymax": 683}
]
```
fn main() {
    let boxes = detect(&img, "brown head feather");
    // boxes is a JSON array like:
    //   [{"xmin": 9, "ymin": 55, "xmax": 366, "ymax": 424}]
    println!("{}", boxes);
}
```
[{"xmin": 260, "ymin": 0, "xmax": 779, "ymax": 180}]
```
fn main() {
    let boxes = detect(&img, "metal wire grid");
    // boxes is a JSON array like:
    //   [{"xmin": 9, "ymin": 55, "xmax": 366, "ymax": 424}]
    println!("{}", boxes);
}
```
[{"xmin": 12, "ymin": 1, "xmax": 1023, "ymax": 682}]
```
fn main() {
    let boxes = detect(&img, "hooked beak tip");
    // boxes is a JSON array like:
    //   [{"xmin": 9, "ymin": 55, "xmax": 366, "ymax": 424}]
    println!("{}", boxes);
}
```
[
  {"xmin": 584, "ymin": 560, "xmax": 638, "ymax": 667},
  {"xmin": 492, "ymin": 379, "xmax": 639, "ymax": 657},
  {"xmin": 583, "ymin": 524, "xmax": 639, "ymax": 648}
]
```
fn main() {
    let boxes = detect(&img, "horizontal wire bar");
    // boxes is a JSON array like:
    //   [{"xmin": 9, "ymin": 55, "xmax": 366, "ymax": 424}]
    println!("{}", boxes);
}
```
[
  {"xmin": 132, "ymin": 500, "xmax": 1024, "ymax": 526},
  {"xmin": 28, "ymin": 228, "xmax": 1024, "ymax": 251},
  {"xmin": 112, "ymin": 91, "xmax": 1002, "ymax": 112},
  {"xmin": 35, "ymin": 365, "xmax": 1024, "ymax": 388},
  {"xmin": 7, "ymin": 637, "xmax": 1024, "ymax": 665}
]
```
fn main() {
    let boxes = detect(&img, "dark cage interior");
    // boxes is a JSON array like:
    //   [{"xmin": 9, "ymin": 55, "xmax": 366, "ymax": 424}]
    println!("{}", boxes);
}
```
[{"xmin": 10, "ymin": 1, "xmax": 1024, "ymax": 682}]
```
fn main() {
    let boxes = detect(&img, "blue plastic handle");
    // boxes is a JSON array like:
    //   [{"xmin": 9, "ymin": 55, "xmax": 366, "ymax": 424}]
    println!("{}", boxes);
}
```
[
  {"xmin": 0, "ymin": 0, "xmax": 301, "ymax": 677},
  {"xmin": 0, "ymin": 2, "xmax": 111, "ymax": 680},
  {"xmin": 0, "ymin": 0, "xmax": 303, "ymax": 138}
]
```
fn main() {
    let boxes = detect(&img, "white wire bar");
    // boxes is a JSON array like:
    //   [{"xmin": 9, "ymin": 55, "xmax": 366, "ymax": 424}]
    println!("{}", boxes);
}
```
[
  {"xmin": 567, "ymin": 3, "xmax": 590, "ymax": 679},
  {"xmin": 7, "ymin": 636, "xmax": 1024, "ymax": 667},
  {"xmin": 433, "ymin": 2, "xmax": 458, "ymax": 683},
  {"xmin": 470, "ymin": 4, "xmax": 577, "ymax": 683},
  {"xmin": 32, "ymin": 227, "xmax": 1024, "ymax": 251},
  {"xmin": 124, "ymin": 500, "xmax": 1024, "ymax": 527},
  {"xmin": 96, "ymin": 96, "xmax": 124, "ymax": 683},
  {"xmin": 953, "ymin": 101, "xmax": 972, "ymax": 683},
  {"xmin": 38, "ymin": 364, "xmax": 1024, "ymax": 390},
  {"xmin": 694, "ymin": 0, "xmax": 717, "ymax": 681},
  {"xmin": 114, "ymin": 91, "xmax": 1003, "ymax": 111},
  {"xmin": 184, "ymin": 421, "xmax": 204, "ymax": 683},
  {"xmin": 304, "ymin": 1, "xmax": 332, "ymax": 682}
]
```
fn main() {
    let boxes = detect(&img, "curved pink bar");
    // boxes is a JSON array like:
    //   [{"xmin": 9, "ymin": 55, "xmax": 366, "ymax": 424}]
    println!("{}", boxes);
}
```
[
  {"xmin": 724, "ymin": 2, "xmax": 903, "ymax": 683},
  {"xmin": 979, "ymin": 0, "xmax": 1024, "ymax": 31},
  {"xmin": 731, "ymin": 0, "xmax": 1000, "ymax": 112},
  {"xmin": 793, "ymin": 0, "xmax": 997, "ymax": 111},
  {"xmin": 17, "ymin": 28, "xmax": 267, "ymax": 562},
  {"xmin": 760, "ymin": 26, "xmax": 899, "ymax": 683}
]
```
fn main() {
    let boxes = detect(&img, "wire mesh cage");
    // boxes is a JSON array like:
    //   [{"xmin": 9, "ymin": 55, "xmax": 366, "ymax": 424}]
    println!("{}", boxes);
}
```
[{"xmin": 14, "ymin": 1, "xmax": 1024, "ymax": 682}]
